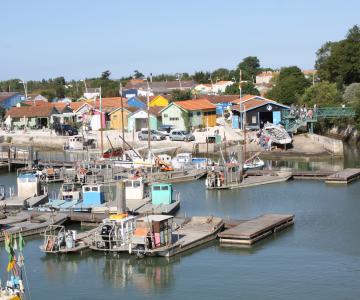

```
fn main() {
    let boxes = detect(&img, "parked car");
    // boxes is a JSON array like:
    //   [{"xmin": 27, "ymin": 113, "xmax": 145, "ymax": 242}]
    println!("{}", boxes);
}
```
[
  {"xmin": 138, "ymin": 129, "xmax": 166, "ymax": 141},
  {"xmin": 158, "ymin": 124, "xmax": 176, "ymax": 136},
  {"xmin": 169, "ymin": 130, "xmax": 195, "ymax": 142},
  {"xmin": 54, "ymin": 124, "xmax": 78, "ymax": 136}
]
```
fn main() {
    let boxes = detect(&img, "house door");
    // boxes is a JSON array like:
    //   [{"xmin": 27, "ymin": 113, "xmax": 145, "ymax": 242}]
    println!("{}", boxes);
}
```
[
  {"xmin": 272, "ymin": 111, "xmax": 281, "ymax": 125},
  {"xmin": 232, "ymin": 115, "xmax": 239, "ymax": 129},
  {"xmin": 259, "ymin": 112, "xmax": 273, "ymax": 128}
]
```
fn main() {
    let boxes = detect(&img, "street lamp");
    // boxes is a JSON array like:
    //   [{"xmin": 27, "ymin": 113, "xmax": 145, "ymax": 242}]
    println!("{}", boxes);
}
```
[{"xmin": 176, "ymin": 73, "xmax": 182, "ymax": 90}]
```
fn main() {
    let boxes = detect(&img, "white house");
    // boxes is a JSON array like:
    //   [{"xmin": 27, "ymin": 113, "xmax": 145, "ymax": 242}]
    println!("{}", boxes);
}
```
[{"xmin": 194, "ymin": 81, "xmax": 233, "ymax": 95}]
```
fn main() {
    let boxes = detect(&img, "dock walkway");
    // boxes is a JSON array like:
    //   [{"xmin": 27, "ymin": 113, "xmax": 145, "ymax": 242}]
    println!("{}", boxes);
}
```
[
  {"xmin": 218, "ymin": 214, "xmax": 294, "ymax": 245},
  {"xmin": 325, "ymin": 168, "xmax": 360, "ymax": 184}
]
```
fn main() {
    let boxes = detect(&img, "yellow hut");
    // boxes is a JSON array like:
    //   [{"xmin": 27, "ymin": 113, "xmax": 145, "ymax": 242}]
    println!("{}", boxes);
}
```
[{"xmin": 109, "ymin": 107, "xmax": 133, "ymax": 130}]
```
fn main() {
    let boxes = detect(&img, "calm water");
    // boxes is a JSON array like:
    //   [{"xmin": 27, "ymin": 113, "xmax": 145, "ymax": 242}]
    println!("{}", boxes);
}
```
[{"xmin": 1, "ymin": 146, "xmax": 360, "ymax": 299}]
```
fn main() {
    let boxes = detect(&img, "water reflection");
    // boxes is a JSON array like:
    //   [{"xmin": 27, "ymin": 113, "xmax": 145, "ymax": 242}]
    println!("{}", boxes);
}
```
[
  {"xmin": 40, "ymin": 250, "xmax": 179, "ymax": 292},
  {"xmin": 103, "ymin": 255, "xmax": 178, "ymax": 291}
]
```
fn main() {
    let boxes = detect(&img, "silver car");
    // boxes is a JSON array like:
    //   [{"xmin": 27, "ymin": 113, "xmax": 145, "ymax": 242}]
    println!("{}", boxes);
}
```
[
  {"xmin": 169, "ymin": 130, "xmax": 195, "ymax": 142},
  {"xmin": 138, "ymin": 129, "xmax": 166, "ymax": 141}
]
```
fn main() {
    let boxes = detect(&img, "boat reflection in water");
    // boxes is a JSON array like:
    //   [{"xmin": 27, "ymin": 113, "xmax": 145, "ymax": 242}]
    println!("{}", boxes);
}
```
[
  {"xmin": 40, "ymin": 251, "xmax": 178, "ymax": 292},
  {"xmin": 103, "ymin": 255, "xmax": 178, "ymax": 290}
]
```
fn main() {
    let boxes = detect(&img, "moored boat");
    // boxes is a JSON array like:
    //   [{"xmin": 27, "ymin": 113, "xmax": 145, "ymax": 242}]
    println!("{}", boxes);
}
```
[{"xmin": 129, "ymin": 215, "xmax": 224, "ymax": 257}]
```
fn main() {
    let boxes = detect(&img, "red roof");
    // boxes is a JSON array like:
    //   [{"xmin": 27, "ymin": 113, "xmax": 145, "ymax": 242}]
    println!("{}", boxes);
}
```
[
  {"xmin": 6, "ymin": 105, "xmax": 59, "ymax": 118},
  {"xmin": 231, "ymin": 94, "xmax": 260, "ymax": 104},
  {"xmin": 173, "ymin": 99, "xmax": 216, "ymax": 111},
  {"xmin": 232, "ymin": 98, "xmax": 288, "ymax": 112},
  {"xmin": 201, "ymin": 95, "xmax": 240, "ymax": 104}
]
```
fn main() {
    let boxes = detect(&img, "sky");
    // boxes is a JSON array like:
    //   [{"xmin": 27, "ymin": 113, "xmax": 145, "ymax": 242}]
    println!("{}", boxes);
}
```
[{"xmin": 1, "ymin": 0, "xmax": 359, "ymax": 81}]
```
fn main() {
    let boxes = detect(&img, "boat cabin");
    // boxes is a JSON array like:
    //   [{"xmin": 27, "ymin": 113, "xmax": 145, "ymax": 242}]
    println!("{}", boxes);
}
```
[
  {"xmin": 61, "ymin": 183, "xmax": 81, "ymax": 201},
  {"xmin": 125, "ymin": 177, "xmax": 145, "ymax": 200},
  {"xmin": 206, "ymin": 164, "xmax": 242, "ymax": 188},
  {"xmin": 171, "ymin": 153, "xmax": 192, "ymax": 169},
  {"xmin": 82, "ymin": 184, "xmax": 105, "ymax": 206},
  {"xmin": 66, "ymin": 135, "xmax": 85, "ymax": 150},
  {"xmin": 151, "ymin": 183, "xmax": 174, "ymax": 205},
  {"xmin": 17, "ymin": 171, "xmax": 43, "ymax": 198},
  {"xmin": 92, "ymin": 214, "xmax": 137, "ymax": 251},
  {"xmin": 131, "ymin": 215, "xmax": 173, "ymax": 251}
]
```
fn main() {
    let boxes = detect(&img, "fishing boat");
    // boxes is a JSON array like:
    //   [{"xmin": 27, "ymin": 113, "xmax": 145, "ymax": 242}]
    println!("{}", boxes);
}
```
[
  {"xmin": 263, "ymin": 122, "xmax": 292, "ymax": 145},
  {"xmin": 63, "ymin": 135, "xmax": 96, "ymax": 151},
  {"xmin": 0, "ymin": 232, "xmax": 27, "ymax": 300},
  {"xmin": 206, "ymin": 163, "xmax": 292, "ymax": 190},
  {"xmin": 40, "ymin": 225, "xmax": 95, "ymax": 254},
  {"xmin": 129, "ymin": 215, "xmax": 224, "ymax": 257},
  {"xmin": 243, "ymin": 153, "xmax": 265, "ymax": 170},
  {"xmin": 89, "ymin": 213, "xmax": 137, "ymax": 252},
  {"xmin": 171, "ymin": 152, "xmax": 211, "ymax": 170}
]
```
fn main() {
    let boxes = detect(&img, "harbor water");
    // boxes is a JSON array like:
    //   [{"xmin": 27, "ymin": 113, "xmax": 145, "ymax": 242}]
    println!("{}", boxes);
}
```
[{"xmin": 0, "ymin": 146, "xmax": 360, "ymax": 299}]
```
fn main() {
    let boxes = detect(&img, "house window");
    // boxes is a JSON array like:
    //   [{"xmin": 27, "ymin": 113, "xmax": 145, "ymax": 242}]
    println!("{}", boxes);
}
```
[
  {"xmin": 252, "ymin": 116, "xmax": 257, "ymax": 124},
  {"xmin": 170, "ymin": 117, "xmax": 179, "ymax": 121},
  {"xmin": 197, "ymin": 112, "xmax": 201, "ymax": 116},
  {"xmin": 189, "ymin": 112, "xmax": 193, "ymax": 117},
  {"xmin": 164, "ymin": 114, "xmax": 168, "ymax": 118}
]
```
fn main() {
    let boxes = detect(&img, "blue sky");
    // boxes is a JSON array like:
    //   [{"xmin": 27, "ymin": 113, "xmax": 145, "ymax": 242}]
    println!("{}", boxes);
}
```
[{"xmin": 1, "ymin": 0, "xmax": 359, "ymax": 80}]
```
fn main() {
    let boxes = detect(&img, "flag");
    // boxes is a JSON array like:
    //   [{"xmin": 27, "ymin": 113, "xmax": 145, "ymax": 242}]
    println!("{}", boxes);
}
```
[{"xmin": 18, "ymin": 233, "xmax": 25, "ymax": 252}]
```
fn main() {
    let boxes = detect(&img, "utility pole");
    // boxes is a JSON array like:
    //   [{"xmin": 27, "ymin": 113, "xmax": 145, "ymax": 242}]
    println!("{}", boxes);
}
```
[
  {"xmin": 144, "ymin": 78, "xmax": 151, "ymax": 155},
  {"xmin": 99, "ymin": 87, "xmax": 104, "ymax": 156},
  {"xmin": 119, "ymin": 82, "xmax": 125, "ymax": 151},
  {"xmin": 177, "ymin": 73, "xmax": 182, "ymax": 90}
]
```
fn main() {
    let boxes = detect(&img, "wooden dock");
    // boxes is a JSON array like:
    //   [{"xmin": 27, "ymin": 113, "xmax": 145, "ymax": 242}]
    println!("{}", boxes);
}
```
[
  {"xmin": 325, "ymin": 168, "xmax": 360, "ymax": 184},
  {"xmin": 218, "ymin": 214, "xmax": 294, "ymax": 245}
]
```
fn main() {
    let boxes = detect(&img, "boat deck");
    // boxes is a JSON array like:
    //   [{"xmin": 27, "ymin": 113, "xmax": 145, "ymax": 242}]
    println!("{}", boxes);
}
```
[
  {"xmin": 0, "ymin": 213, "xmax": 68, "ymax": 241},
  {"xmin": 146, "ymin": 216, "xmax": 224, "ymax": 257},
  {"xmin": 218, "ymin": 214, "xmax": 294, "ymax": 245},
  {"xmin": 208, "ymin": 172, "xmax": 292, "ymax": 190}
]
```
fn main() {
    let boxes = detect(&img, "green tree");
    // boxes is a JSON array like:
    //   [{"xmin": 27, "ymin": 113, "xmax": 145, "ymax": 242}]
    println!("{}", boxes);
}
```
[
  {"xmin": 343, "ymin": 83, "xmax": 360, "ymax": 104},
  {"xmin": 315, "ymin": 25, "xmax": 360, "ymax": 86},
  {"xmin": 266, "ymin": 66, "xmax": 310, "ymax": 105},
  {"xmin": 211, "ymin": 68, "xmax": 231, "ymax": 81},
  {"xmin": 301, "ymin": 82, "xmax": 340, "ymax": 107},
  {"xmin": 133, "ymin": 70, "xmax": 144, "ymax": 79},
  {"xmin": 224, "ymin": 82, "xmax": 260, "ymax": 96},
  {"xmin": 193, "ymin": 71, "xmax": 210, "ymax": 84},
  {"xmin": 237, "ymin": 56, "xmax": 260, "ymax": 81},
  {"xmin": 170, "ymin": 89, "xmax": 192, "ymax": 101},
  {"xmin": 101, "ymin": 70, "xmax": 111, "ymax": 80}
]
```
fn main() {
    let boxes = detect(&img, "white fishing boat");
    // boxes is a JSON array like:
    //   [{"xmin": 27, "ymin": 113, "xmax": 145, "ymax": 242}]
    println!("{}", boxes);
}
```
[
  {"xmin": 243, "ymin": 153, "xmax": 265, "ymax": 170},
  {"xmin": 263, "ymin": 122, "xmax": 292, "ymax": 145},
  {"xmin": 89, "ymin": 213, "xmax": 137, "ymax": 252},
  {"xmin": 63, "ymin": 135, "xmax": 96, "ymax": 151}
]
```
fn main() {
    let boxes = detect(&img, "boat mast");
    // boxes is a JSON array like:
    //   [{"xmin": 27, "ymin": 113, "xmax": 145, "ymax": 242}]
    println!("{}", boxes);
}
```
[{"xmin": 119, "ymin": 82, "xmax": 125, "ymax": 152}]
